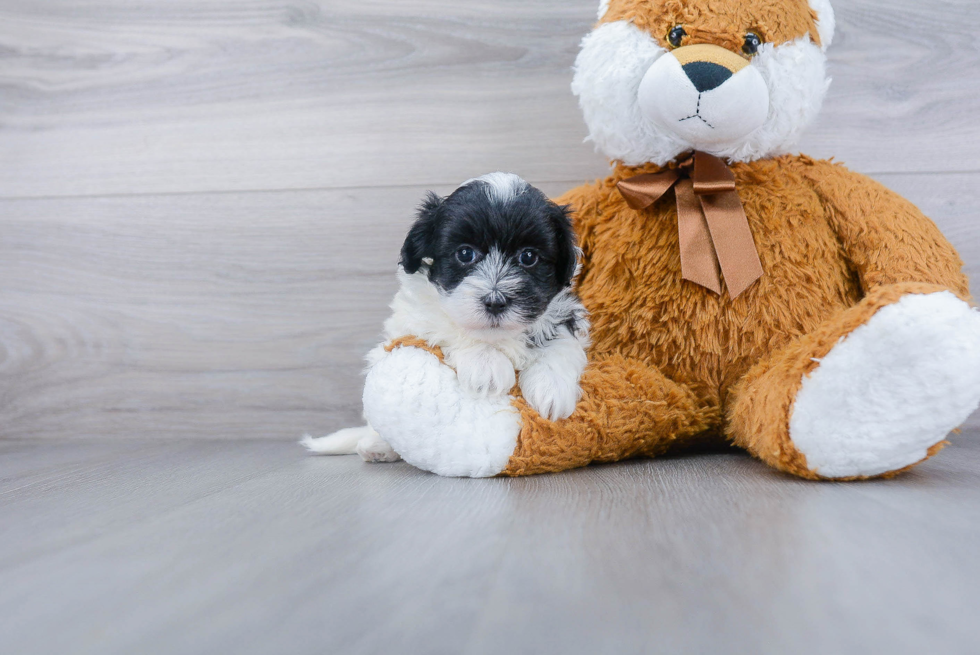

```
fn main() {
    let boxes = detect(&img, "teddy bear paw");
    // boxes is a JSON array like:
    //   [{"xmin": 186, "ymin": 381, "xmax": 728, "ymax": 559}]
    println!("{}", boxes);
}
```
[
  {"xmin": 789, "ymin": 291, "xmax": 980, "ymax": 478},
  {"xmin": 362, "ymin": 346, "xmax": 521, "ymax": 477}
]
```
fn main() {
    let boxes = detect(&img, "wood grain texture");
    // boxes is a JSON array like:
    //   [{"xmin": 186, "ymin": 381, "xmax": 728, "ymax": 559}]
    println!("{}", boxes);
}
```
[
  {"xmin": 2, "ymin": 174, "xmax": 976, "ymax": 441},
  {"xmin": 3, "ymin": 437, "xmax": 980, "ymax": 654},
  {"xmin": 2, "ymin": 0, "xmax": 980, "ymax": 198}
]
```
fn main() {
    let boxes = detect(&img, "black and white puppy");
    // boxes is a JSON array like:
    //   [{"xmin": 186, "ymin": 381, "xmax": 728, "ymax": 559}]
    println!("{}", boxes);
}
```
[{"xmin": 302, "ymin": 173, "xmax": 590, "ymax": 463}]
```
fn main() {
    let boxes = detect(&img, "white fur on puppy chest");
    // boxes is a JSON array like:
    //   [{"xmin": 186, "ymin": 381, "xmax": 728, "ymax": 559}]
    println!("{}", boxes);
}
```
[{"xmin": 789, "ymin": 292, "xmax": 980, "ymax": 479}]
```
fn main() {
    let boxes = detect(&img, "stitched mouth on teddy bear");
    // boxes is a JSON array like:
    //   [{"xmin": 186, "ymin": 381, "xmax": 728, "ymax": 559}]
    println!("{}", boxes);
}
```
[
  {"xmin": 637, "ymin": 44, "xmax": 770, "ymax": 151},
  {"xmin": 678, "ymin": 94, "xmax": 715, "ymax": 129}
]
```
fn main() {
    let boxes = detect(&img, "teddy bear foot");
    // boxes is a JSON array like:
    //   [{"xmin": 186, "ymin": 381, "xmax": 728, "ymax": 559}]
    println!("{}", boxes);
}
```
[
  {"xmin": 789, "ymin": 292, "xmax": 980, "ymax": 479},
  {"xmin": 362, "ymin": 345, "xmax": 521, "ymax": 478}
]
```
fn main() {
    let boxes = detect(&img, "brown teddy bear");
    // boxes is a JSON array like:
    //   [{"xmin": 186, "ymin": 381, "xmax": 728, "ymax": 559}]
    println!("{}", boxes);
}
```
[{"xmin": 360, "ymin": 0, "xmax": 980, "ymax": 479}]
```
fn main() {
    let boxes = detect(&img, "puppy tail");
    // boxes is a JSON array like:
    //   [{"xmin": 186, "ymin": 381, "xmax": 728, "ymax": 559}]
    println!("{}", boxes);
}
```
[{"xmin": 301, "ymin": 426, "xmax": 375, "ymax": 455}]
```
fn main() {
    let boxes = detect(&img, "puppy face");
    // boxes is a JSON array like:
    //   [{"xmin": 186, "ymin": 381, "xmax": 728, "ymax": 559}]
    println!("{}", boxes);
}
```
[
  {"xmin": 574, "ymin": 0, "xmax": 835, "ymax": 165},
  {"xmin": 400, "ymin": 173, "xmax": 577, "ymax": 333}
]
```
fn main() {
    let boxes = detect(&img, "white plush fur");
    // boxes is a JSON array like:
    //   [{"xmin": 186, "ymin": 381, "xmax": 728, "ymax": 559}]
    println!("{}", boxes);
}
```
[
  {"xmin": 363, "ymin": 346, "xmax": 522, "ymax": 478},
  {"xmin": 808, "ymin": 0, "xmax": 836, "ymax": 51},
  {"xmin": 304, "ymin": 268, "xmax": 589, "ymax": 461},
  {"xmin": 638, "ymin": 52, "xmax": 771, "ymax": 152},
  {"xmin": 789, "ymin": 292, "xmax": 980, "ymax": 478},
  {"xmin": 597, "ymin": 0, "xmax": 610, "ymax": 20},
  {"xmin": 572, "ymin": 21, "xmax": 830, "ymax": 165}
]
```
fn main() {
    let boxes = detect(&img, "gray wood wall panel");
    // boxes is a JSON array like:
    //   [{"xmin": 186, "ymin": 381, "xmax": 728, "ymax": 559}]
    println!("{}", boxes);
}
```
[
  {"xmin": 1, "ymin": 174, "xmax": 977, "ymax": 441},
  {"xmin": 0, "ymin": 2, "xmax": 978, "ymax": 440},
  {"xmin": 2, "ymin": 0, "xmax": 980, "ymax": 198}
]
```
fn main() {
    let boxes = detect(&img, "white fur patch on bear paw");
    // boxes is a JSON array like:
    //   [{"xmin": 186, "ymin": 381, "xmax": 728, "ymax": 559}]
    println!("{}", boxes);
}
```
[
  {"xmin": 789, "ymin": 292, "xmax": 980, "ymax": 479},
  {"xmin": 362, "ymin": 346, "xmax": 521, "ymax": 478}
]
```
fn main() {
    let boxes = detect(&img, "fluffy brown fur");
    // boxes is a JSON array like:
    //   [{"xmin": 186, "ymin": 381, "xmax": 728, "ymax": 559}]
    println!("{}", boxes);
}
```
[
  {"xmin": 496, "ymin": 156, "xmax": 970, "ymax": 477},
  {"xmin": 379, "ymin": 0, "xmax": 972, "ymax": 480},
  {"xmin": 601, "ymin": 0, "xmax": 822, "ymax": 51}
]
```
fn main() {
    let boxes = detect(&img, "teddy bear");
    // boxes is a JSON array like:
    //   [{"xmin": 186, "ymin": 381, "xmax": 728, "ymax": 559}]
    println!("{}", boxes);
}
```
[{"xmin": 361, "ymin": 0, "xmax": 980, "ymax": 479}]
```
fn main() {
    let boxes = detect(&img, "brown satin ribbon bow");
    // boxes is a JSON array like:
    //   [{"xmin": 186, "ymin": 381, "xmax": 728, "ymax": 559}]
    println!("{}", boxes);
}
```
[{"xmin": 616, "ymin": 151, "xmax": 764, "ymax": 299}]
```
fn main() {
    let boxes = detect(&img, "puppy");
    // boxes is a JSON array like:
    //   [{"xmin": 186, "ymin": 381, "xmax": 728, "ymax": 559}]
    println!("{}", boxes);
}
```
[{"xmin": 302, "ymin": 173, "xmax": 590, "ymax": 463}]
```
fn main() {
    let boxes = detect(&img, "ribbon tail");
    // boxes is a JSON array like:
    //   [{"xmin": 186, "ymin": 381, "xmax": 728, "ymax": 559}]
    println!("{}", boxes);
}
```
[
  {"xmin": 675, "ymin": 179, "xmax": 723, "ymax": 295},
  {"xmin": 699, "ymin": 192, "xmax": 764, "ymax": 299}
]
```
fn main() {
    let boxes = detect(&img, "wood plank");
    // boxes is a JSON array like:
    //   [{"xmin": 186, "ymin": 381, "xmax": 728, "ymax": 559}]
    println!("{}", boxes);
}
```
[
  {"xmin": 0, "ymin": 186, "xmax": 416, "ymax": 440},
  {"xmin": 0, "ymin": 439, "xmax": 297, "ymax": 569},
  {"xmin": 2, "ymin": 437, "xmax": 980, "ymax": 654},
  {"xmin": 2, "ymin": 0, "xmax": 980, "ymax": 198},
  {"xmin": 1, "ymin": 174, "xmax": 978, "ymax": 441}
]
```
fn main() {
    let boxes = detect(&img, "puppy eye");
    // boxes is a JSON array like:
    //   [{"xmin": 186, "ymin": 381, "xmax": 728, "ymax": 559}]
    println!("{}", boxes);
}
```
[
  {"xmin": 667, "ymin": 26, "xmax": 686, "ymax": 49},
  {"xmin": 518, "ymin": 249, "xmax": 539, "ymax": 268},
  {"xmin": 743, "ymin": 32, "xmax": 763, "ymax": 56},
  {"xmin": 456, "ymin": 246, "xmax": 477, "ymax": 264}
]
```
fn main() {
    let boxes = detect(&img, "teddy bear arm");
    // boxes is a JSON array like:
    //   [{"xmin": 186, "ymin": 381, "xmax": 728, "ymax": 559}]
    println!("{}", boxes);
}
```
[
  {"xmin": 805, "ymin": 162, "xmax": 970, "ymax": 298},
  {"xmin": 500, "ymin": 354, "xmax": 718, "ymax": 476}
]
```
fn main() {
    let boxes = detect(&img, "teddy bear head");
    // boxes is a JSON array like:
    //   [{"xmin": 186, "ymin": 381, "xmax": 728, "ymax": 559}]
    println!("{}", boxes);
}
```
[{"xmin": 573, "ymin": 0, "xmax": 835, "ymax": 166}]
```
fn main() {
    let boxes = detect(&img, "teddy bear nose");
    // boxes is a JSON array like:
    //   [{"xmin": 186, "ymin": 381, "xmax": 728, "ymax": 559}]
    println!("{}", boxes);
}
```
[{"xmin": 682, "ymin": 61, "xmax": 733, "ymax": 93}]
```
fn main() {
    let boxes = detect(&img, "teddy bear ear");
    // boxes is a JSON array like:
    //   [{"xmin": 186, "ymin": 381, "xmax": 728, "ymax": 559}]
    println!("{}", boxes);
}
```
[
  {"xmin": 597, "ymin": 0, "xmax": 610, "ymax": 21},
  {"xmin": 808, "ymin": 0, "xmax": 836, "ymax": 51}
]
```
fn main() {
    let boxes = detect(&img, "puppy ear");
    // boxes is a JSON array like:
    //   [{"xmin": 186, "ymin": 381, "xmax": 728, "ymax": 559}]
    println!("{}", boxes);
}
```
[
  {"xmin": 400, "ymin": 192, "xmax": 444, "ymax": 274},
  {"xmin": 550, "ymin": 203, "xmax": 579, "ymax": 288}
]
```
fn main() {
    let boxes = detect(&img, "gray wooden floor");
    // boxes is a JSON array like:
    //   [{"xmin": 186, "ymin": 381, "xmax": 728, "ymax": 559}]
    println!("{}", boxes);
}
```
[
  {"xmin": 2, "ymin": 1, "xmax": 980, "ymax": 653},
  {"xmin": 4, "ymin": 437, "xmax": 980, "ymax": 654}
]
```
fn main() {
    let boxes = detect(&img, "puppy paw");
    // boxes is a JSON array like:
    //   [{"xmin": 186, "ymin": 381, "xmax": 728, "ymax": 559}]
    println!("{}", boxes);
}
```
[
  {"xmin": 356, "ymin": 435, "xmax": 401, "ymax": 463},
  {"xmin": 452, "ymin": 346, "xmax": 517, "ymax": 397},
  {"xmin": 519, "ymin": 363, "xmax": 583, "ymax": 421}
]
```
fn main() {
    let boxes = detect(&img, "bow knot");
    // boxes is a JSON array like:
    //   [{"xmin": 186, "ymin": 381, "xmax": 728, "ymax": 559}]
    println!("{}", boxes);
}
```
[{"xmin": 616, "ymin": 151, "xmax": 763, "ymax": 299}]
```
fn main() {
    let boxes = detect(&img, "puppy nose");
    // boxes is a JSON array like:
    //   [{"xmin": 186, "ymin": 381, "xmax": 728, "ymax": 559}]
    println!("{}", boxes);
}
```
[
  {"xmin": 483, "ymin": 294, "xmax": 509, "ymax": 315},
  {"xmin": 682, "ymin": 61, "xmax": 732, "ymax": 93}
]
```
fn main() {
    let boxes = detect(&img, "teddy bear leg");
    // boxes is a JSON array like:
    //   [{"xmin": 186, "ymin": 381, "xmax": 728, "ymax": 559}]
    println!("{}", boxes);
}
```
[
  {"xmin": 500, "ymin": 354, "xmax": 717, "ymax": 476},
  {"xmin": 364, "ymin": 345, "xmax": 715, "ymax": 477},
  {"xmin": 728, "ymin": 283, "xmax": 980, "ymax": 480}
]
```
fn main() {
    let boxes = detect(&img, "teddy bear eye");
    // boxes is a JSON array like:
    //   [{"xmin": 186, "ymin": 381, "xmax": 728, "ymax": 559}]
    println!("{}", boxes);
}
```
[
  {"xmin": 667, "ymin": 26, "xmax": 686, "ymax": 49},
  {"xmin": 743, "ymin": 32, "xmax": 763, "ymax": 56}
]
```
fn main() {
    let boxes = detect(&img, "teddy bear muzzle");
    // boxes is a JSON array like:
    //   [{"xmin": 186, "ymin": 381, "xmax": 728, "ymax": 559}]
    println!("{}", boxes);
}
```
[{"xmin": 637, "ymin": 43, "xmax": 770, "ymax": 152}]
